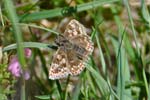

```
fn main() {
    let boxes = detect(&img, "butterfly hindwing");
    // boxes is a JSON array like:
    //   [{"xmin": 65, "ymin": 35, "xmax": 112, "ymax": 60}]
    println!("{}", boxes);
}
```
[
  {"xmin": 71, "ymin": 35, "xmax": 94, "ymax": 56},
  {"xmin": 49, "ymin": 48, "xmax": 69, "ymax": 80},
  {"xmin": 67, "ymin": 50, "xmax": 85, "ymax": 76}
]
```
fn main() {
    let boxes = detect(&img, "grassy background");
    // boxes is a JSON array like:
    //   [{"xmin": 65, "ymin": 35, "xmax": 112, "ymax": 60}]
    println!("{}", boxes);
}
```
[{"xmin": 0, "ymin": 0, "xmax": 150, "ymax": 100}]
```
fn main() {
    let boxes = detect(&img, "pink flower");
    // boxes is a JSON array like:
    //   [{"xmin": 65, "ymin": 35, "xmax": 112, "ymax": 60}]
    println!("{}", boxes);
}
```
[
  {"xmin": 8, "ymin": 48, "xmax": 32, "ymax": 80},
  {"xmin": 8, "ymin": 57, "xmax": 22, "ymax": 77},
  {"xmin": 24, "ymin": 48, "xmax": 32, "ymax": 58},
  {"xmin": 23, "ymin": 71, "xmax": 30, "ymax": 80}
]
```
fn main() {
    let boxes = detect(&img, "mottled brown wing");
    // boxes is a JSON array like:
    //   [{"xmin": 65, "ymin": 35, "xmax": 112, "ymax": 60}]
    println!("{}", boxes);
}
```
[
  {"xmin": 67, "ymin": 50, "xmax": 86, "ymax": 76},
  {"xmin": 63, "ymin": 19, "xmax": 94, "ymax": 76},
  {"xmin": 63, "ymin": 19, "xmax": 87, "ymax": 39},
  {"xmin": 64, "ymin": 19, "xmax": 94, "ymax": 57},
  {"xmin": 71, "ymin": 35, "xmax": 94, "ymax": 56},
  {"xmin": 49, "ymin": 48, "xmax": 70, "ymax": 80},
  {"xmin": 67, "ymin": 35, "xmax": 94, "ymax": 76}
]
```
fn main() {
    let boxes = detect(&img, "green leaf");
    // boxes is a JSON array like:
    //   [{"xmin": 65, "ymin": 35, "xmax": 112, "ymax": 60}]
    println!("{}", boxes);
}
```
[
  {"xmin": 141, "ymin": 0, "xmax": 150, "ymax": 25},
  {"xmin": 20, "ymin": 0, "xmax": 119, "ymax": 22},
  {"xmin": 86, "ymin": 61, "xmax": 110, "ymax": 97},
  {"xmin": 2, "ymin": 42, "xmax": 51, "ymax": 52},
  {"xmin": 4, "ymin": 0, "xmax": 26, "ymax": 68},
  {"xmin": 35, "ymin": 95, "xmax": 50, "ymax": 100}
]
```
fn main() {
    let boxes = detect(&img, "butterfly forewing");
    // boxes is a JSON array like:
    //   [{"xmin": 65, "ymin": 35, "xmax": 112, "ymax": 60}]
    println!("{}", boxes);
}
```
[{"xmin": 64, "ymin": 19, "xmax": 86, "ymax": 38}]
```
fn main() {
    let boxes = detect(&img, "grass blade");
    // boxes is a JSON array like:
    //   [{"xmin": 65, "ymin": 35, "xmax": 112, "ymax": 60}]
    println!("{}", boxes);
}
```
[
  {"xmin": 4, "ymin": 0, "xmax": 25, "ymax": 67},
  {"xmin": 124, "ymin": 0, "xmax": 149, "ymax": 98},
  {"xmin": 2, "ymin": 42, "xmax": 52, "ymax": 52},
  {"xmin": 95, "ymin": 31, "xmax": 106, "ymax": 75},
  {"xmin": 20, "ymin": 0, "xmax": 119, "ymax": 22},
  {"xmin": 141, "ymin": 0, "xmax": 150, "ymax": 26},
  {"xmin": 86, "ymin": 60, "xmax": 110, "ymax": 97},
  {"xmin": 4, "ymin": 1, "xmax": 26, "ymax": 100},
  {"xmin": 123, "ymin": 0, "xmax": 140, "ymax": 56}
]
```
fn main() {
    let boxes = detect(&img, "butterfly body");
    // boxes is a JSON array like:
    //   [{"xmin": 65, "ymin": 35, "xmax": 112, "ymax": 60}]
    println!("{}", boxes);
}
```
[
  {"xmin": 55, "ymin": 34, "xmax": 87, "ymax": 59},
  {"xmin": 55, "ymin": 34, "xmax": 73, "ymax": 51},
  {"xmin": 49, "ymin": 19, "xmax": 94, "ymax": 80}
]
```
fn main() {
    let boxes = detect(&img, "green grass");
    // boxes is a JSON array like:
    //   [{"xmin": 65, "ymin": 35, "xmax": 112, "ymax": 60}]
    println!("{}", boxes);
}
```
[
  {"xmin": 1, "ymin": 0, "xmax": 150, "ymax": 100},
  {"xmin": 19, "ymin": 0, "xmax": 118, "ymax": 22}
]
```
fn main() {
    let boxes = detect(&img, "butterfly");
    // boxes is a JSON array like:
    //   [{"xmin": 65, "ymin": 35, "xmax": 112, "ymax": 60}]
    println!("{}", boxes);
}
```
[{"xmin": 49, "ymin": 19, "xmax": 94, "ymax": 80}]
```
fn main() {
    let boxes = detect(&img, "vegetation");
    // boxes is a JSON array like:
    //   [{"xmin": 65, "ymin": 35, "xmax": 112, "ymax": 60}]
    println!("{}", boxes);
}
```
[{"xmin": 0, "ymin": 0, "xmax": 150, "ymax": 100}]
